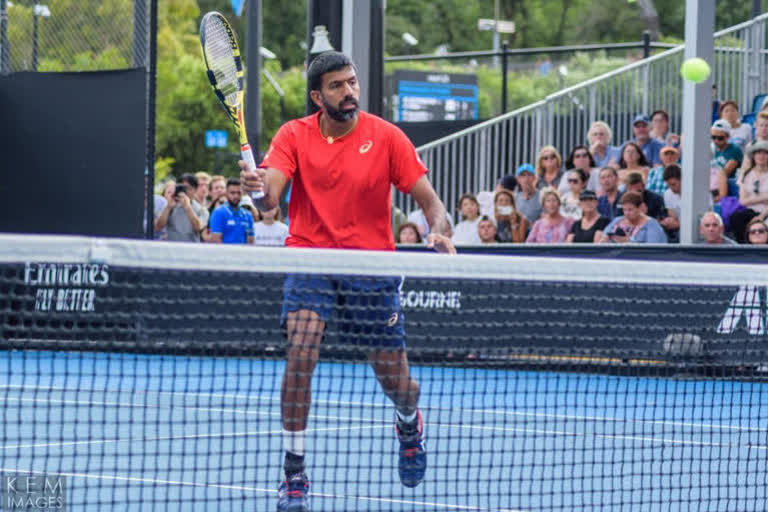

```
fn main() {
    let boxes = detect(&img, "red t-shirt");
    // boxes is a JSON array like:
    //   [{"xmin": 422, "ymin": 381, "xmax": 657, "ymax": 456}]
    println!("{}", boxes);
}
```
[{"xmin": 260, "ymin": 111, "xmax": 427, "ymax": 250}]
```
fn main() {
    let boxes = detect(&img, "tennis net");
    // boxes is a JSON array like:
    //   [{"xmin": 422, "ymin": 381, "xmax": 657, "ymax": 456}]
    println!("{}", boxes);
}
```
[{"xmin": 1, "ymin": 234, "xmax": 768, "ymax": 511}]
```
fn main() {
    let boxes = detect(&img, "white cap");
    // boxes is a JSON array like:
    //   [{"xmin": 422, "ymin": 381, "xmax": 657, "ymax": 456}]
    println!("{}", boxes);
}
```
[{"xmin": 711, "ymin": 119, "xmax": 731, "ymax": 134}]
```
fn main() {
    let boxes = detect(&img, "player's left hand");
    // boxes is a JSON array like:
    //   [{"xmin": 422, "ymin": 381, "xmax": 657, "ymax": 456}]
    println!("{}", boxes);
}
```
[{"xmin": 426, "ymin": 233, "xmax": 456, "ymax": 254}]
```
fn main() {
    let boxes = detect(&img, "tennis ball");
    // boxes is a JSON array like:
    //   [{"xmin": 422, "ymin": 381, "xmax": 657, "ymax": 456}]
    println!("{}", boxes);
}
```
[{"xmin": 680, "ymin": 58, "xmax": 711, "ymax": 84}]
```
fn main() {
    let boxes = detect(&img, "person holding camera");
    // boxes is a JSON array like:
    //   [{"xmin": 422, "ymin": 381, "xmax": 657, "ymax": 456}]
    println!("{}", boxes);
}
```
[
  {"xmin": 154, "ymin": 173, "xmax": 208, "ymax": 242},
  {"xmin": 598, "ymin": 191, "xmax": 667, "ymax": 244}
]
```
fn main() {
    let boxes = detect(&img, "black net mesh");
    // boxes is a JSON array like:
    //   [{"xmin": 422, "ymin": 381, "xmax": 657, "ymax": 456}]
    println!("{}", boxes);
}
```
[{"xmin": 1, "ymin": 236, "xmax": 768, "ymax": 511}]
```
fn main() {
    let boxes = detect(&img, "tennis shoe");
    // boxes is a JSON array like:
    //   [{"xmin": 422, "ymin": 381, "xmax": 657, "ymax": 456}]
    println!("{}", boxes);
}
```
[
  {"xmin": 277, "ymin": 472, "xmax": 309, "ymax": 512},
  {"xmin": 395, "ymin": 410, "xmax": 426, "ymax": 488}
]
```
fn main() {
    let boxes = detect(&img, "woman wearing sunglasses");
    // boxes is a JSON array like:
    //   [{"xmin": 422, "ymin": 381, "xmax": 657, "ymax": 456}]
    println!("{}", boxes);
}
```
[
  {"xmin": 745, "ymin": 218, "xmax": 768, "ymax": 245},
  {"xmin": 535, "ymin": 146, "xmax": 564, "ymax": 190},
  {"xmin": 729, "ymin": 141, "xmax": 768, "ymax": 243}
]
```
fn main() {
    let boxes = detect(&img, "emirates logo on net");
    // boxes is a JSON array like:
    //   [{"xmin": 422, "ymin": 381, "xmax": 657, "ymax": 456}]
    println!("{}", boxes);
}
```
[{"xmin": 359, "ymin": 140, "xmax": 373, "ymax": 154}]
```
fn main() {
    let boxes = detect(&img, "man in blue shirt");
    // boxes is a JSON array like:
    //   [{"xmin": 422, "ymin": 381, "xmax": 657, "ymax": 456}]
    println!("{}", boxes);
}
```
[
  {"xmin": 624, "ymin": 114, "xmax": 664, "ymax": 166},
  {"xmin": 209, "ymin": 178, "xmax": 255, "ymax": 244},
  {"xmin": 597, "ymin": 167, "xmax": 623, "ymax": 220}
]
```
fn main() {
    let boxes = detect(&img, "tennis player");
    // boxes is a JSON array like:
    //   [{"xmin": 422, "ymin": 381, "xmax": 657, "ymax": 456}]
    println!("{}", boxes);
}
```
[{"xmin": 239, "ymin": 51, "xmax": 454, "ymax": 512}]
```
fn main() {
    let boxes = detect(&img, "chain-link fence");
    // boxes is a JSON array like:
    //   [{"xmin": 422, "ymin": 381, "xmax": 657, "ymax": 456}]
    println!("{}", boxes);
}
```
[{"xmin": 0, "ymin": 0, "xmax": 149, "ymax": 72}]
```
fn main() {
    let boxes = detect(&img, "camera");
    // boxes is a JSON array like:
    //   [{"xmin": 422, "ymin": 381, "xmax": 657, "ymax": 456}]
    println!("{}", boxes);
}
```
[
  {"xmin": 174, "ymin": 184, "xmax": 187, "ymax": 197},
  {"xmin": 609, "ymin": 227, "xmax": 626, "ymax": 237}
]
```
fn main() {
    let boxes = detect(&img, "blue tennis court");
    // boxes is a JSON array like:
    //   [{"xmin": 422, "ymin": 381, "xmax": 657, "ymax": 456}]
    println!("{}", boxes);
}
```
[{"xmin": 1, "ymin": 350, "xmax": 767, "ymax": 511}]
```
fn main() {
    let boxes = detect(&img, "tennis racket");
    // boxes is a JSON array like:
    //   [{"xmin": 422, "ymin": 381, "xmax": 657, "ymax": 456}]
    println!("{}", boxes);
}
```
[{"xmin": 200, "ymin": 11, "xmax": 264, "ymax": 199}]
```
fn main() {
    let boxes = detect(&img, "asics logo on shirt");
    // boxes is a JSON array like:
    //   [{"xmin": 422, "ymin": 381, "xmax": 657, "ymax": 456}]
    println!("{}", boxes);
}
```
[{"xmin": 359, "ymin": 140, "xmax": 373, "ymax": 154}]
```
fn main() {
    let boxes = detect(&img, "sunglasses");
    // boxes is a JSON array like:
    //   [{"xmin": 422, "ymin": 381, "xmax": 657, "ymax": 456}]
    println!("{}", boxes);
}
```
[
  {"xmin": 567, "ymin": 178, "xmax": 580, "ymax": 184},
  {"xmin": 711, "ymin": 135, "xmax": 726, "ymax": 141},
  {"xmin": 749, "ymin": 228, "xmax": 768, "ymax": 235},
  {"xmin": 542, "ymin": 154, "xmax": 557, "ymax": 160},
  {"xmin": 573, "ymin": 152, "xmax": 590, "ymax": 158}
]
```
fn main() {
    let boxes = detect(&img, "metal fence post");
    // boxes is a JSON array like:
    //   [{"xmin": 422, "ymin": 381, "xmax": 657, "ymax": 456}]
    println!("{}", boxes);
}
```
[
  {"xmin": 643, "ymin": 31, "xmax": 651, "ymax": 59},
  {"xmin": 501, "ymin": 41, "xmax": 508, "ymax": 115}
]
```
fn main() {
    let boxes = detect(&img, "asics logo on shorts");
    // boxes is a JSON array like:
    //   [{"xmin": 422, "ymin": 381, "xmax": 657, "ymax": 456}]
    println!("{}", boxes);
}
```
[
  {"xmin": 360, "ymin": 140, "xmax": 373, "ymax": 154},
  {"xmin": 387, "ymin": 312, "xmax": 399, "ymax": 327}
]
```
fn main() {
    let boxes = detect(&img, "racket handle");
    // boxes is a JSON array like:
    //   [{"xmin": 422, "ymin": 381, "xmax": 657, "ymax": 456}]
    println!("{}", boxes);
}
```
[{"xmin": 241, "ymin": 144, "xmax": 265, "ymax": 200}]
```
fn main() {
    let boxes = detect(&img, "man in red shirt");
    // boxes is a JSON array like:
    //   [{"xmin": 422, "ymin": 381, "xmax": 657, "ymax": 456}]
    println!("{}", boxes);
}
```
[{"xmin": 240, "ymin": 51, "xmax": 454, "ymax": 512}]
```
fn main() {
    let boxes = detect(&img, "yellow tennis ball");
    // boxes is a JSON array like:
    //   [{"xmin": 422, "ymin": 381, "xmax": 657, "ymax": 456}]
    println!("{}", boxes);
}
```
[{"xmin": 680, "ymin": 58, "xmax": 711, "ymax": 84}]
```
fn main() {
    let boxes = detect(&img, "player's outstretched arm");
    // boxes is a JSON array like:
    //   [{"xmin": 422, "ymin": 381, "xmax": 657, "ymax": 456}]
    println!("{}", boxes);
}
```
[
  {"xmin": 238, "ymin": 161, "xmax": 287, "ymax": 212},
  {"xmin": 409, "ymin": 176, "xmax": 456, "ymax": 254}
]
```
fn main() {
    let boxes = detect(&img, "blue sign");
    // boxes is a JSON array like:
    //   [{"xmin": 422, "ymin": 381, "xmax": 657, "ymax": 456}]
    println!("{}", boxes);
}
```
[
  {"xmin": 231, "ymin": 0, "xmax": 244, "ymax": 17},
  {"xmin": 205, "ymin": 130, "xmax": 228, "ymax": 149}
]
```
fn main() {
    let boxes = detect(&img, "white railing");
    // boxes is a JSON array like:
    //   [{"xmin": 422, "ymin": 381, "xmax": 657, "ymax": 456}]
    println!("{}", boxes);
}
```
[{"xmin": 400, "ymin": 14, "xmax": 768, "ymax": 217}]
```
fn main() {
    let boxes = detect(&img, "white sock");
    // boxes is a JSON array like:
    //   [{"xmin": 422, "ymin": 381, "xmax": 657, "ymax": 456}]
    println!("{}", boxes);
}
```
[
  {"xmin": 283, "ymin": 429, "xmax": 305, "ymax": 456},
  {"xmin": 396, "ymin": 409, "xmax": 417, "ymax": 424}
]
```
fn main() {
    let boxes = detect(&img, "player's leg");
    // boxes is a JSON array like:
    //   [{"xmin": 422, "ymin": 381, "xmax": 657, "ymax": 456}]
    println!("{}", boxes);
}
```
[
  {"xmin": 277, "ymin": 309, "xmax": 324, "ymax": 512},
  {"xmin": 278, "ymin": 274, "xmax": 334, "ymax": 512},
  {"xmin": 370, "ymin": 348, "xmax": 426, "ymax": 488},
  {"xmin": 340, "ymin": 274, "xmax": 426, "ymax": 488}
]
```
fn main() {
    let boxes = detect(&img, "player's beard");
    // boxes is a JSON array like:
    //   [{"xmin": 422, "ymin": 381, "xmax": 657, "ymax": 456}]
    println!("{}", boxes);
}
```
[{"xmin": 322, "ymin": 94, "xmax": 359, "ymax": 122}]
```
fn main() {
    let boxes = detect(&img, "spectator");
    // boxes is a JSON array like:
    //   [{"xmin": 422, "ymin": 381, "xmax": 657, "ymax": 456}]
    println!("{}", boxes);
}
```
[
  {"xmin": 745, "ymin": 217, "xmax": 768, "ymax": 245},
  {"xmin": 514, "ymin": 163, "xmax": 541, "ymax": 224},
  {"xmin": 729, "ymin": 141, "xmax": 768, "ymax": 243},
  {"xmin": 719, "ymin": 100, "xmax": 751, "ymax": 152},
  {"xmin": 239, "ymin": 194, "xmax": 261, "ymax": 223},
  {"xmin": 740, "ymin": 112, "xmax": 768, "ymax": 172},
  {"xmin": 699, "ymin": 211, "xmax": 736, "ymax": 245},
  {"xmin": 623, "ymin": 171, "xmax": 666, "ymax": 222},
  {"xmin": 562, "ymin": 145, "xmax": 601, "ymax": 195},
  {"xmin": 155, "ymin": 173, "xmax": 208, "ymax": 242},
  {"xmin": 195, "ymin": 171, "xmax": 212, "ymax": 207},
  {"xmin": 597, "ymin": 167, "xmax": 624, "ymax": 221},
  {"xmin": 618, "ymin": 142, "xmax": 650, "ymax": 184},
  {"xmin": 209, "ymin": 175, "xmax": 227, "ymax": 205},
  {"xmin": 496, "ymin": 174, "xmax": 518, "ymax": 193},
  {"xmin": 208, "ymin": 178, "xmax": 255, "ymax": 244},
  {"xmin": 560, "ymin": 168, "xmax": 588, "ymax": 220},
  {"xmin": 646, "ymin": 145, "xmax": 679, "ymax": 196},
  {"xmin": 396, "ymin": 222, "xmax": 422, "ymax": 244},
  {"xmin": 588, "ymin": 121, "xmax": 621, "ymax": 169},
  {"xmin": 526, "ymin": 188, "xmax": 574, "ymax": 243},
  {"xmin": 253, "ymin": 206, "xmax": 289, "ymax": 246},
  {"xmin": 477, "ymin": 216, "xmax": 499, "ymax": 244},
  {"xmin": 202, "ymin": 193, "xmax": 228, "ymax": 242},
  {"xmin": 753, "ymin": 112, "xmax": 768, "ymax": 145},
  {"xmin": 452, "ymin": 194, "xmax": 482, "ymax": 245},
  {"xmin": 494, "ymin": 189, "xmax": 529, "ymax": 243},
  {"xmin": 626, "ymin": 114, "xmax": 664, "ymax": 166},
  {"xmin": 710, "ymin": 119, "xmax": 743, "ymax": 202},
  {"xmin": 599, "ymin": 191, "xmax": 667, "ymax": 243},
  {"xmin": 659, "ymin": 164, "xmax": 682, "ymax": 243},
  {"xmin": 535, "ymin": 146, "xmax": 564, "ymax": 190},
  {"xmin": 566, "ymin": 190, "xmax": 609, "ymax": 243},
  {"xmin": 407, "ymin": 208, "xmax": 454, "ymax": 239},
  {"xmin": 649, "ymin": 109, "xmax": 680, "ymax": 146},
  {"xmin": 153, "ymin": 179, "xmax": 174, "ymax": 240}
]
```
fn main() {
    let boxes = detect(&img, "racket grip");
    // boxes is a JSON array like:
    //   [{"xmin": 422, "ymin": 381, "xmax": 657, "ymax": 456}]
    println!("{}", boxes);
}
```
[{"xmin": 241, "ymin": 144, "xmax": 265, "ymax": 200}]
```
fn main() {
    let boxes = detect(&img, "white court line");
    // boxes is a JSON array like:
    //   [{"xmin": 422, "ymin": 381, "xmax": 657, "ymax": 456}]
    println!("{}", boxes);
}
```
[
  {"xmin": 3, "ymin": 392, "xmax": 765, "ymax": 452},
  {"xmin": 2, "ymin": 383, "xmax": 766, "ymax": 434},
  {"xmin": 2, "ymin": 425, "xmax": 387, "ymax": 451},
  {"xmin": 0, "ymin": 466, "xmax": 524, "ymax": 512}
]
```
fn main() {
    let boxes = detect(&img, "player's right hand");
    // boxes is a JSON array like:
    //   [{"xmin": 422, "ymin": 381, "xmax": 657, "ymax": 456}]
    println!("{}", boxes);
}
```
[{"xmin": 239, "ymin": 160, "xmax": 267, "ymax": 195}]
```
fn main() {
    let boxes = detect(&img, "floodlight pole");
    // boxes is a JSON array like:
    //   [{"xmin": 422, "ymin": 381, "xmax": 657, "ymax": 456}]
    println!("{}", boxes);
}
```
[
  {"xmin": 680, "ymin": 0, "xmax": 714, "ymax": 244},
  {"xmin": 245, "ymin": 0, "xmax": 262, "ymax": 158},
  {"xmin": 753, "ymin": 0, "xmax": 762, "ymax": 18}
]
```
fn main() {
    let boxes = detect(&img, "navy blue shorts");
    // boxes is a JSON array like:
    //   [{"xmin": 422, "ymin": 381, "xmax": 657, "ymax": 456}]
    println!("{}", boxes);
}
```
[{"xmin": 280, "ymin": 274, "xmax": 406, "ymax": 348}]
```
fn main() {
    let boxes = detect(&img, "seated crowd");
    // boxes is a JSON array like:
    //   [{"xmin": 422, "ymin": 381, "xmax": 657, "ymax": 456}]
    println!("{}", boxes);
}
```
[
  {"xmin": 153, "ymin": 173, "xmax": 289, "ymax": 246},
  {"xmin": 155, "ymin": 99, "xmax": 768, "ymax": 247},
  {"xmin": 405, "ymin": 103, "xmax": 768, "ymax": 245}
]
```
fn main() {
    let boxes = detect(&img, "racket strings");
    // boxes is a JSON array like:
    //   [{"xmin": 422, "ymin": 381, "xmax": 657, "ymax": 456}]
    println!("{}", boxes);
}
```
[{"xmin": 203, "ymin": 18, "xmax": 240, "ymax": 105}]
